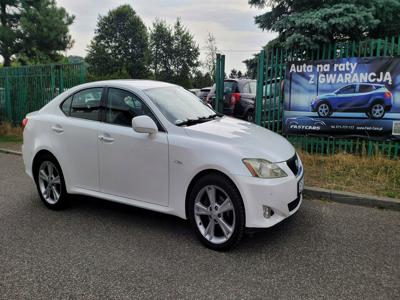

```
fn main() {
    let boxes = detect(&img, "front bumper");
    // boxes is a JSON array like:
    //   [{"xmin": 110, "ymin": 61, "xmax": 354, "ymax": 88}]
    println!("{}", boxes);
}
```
[{"xmin": 233, "ymin": 164, "xmax": 303, "ymax": 228}]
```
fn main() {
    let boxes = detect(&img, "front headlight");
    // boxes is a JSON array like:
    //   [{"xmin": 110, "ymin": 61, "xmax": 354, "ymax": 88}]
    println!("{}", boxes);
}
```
[{"xmin": 242, "ymin": 158, "xmax": 287, "ymax": 179}]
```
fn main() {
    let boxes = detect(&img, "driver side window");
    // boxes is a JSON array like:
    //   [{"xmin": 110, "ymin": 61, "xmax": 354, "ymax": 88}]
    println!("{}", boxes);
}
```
[
  {"xmin": 337, "ymin": 85, "xmax": 355, "ymax": 95},
  {"xmin": 106, "ymin": 88, "xmax": 161, "ymax": 129}
]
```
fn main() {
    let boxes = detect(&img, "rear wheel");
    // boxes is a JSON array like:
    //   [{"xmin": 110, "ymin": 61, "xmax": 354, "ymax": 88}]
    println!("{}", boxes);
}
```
[
  {"xmin": 34, "ymin": 154, "xmax": 69, "ymax": 210},
  {"xmin": 244, "ymin": 110, "xmax": 254, "ymax": 122},
  {"xmin": 369, "ymin": 103, "xmax": 385, "ymax": 119},
  {"xmin": 188, "ymin": 174, "xmax": 245, "ymax": 251}
]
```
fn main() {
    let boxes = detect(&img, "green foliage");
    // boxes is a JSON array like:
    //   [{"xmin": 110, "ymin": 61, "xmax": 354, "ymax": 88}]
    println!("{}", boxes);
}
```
[
  {"xmin": 192, "ymin": 71, "xmax": 213, "ymax": 88},
  {"xmin": 149, "ymin": 18, "xmax": 200, "ymax": 88},
  {"xmin": 243, "ymin": 55, "xmax": 258, "ymax": 79},
  {"xmin": 0, "ymin": 0, "xmax": 74, "ymax": 66},
  {"xmin": 149, "ymin": 19, "xmax": 174, "ymax": 82},
  {"xmin": 249, "ymin": 0, "xmax": 400, "ymax": 49},
  {"xmin": 86, "ymin": 5, "xmax": 150, "ymax": 79}
]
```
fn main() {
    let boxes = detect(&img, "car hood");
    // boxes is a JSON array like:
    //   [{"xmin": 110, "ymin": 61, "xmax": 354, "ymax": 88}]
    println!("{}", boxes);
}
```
[{"xmin": 184, "ymin": 117, "xmax": 295, "ymax": 163}]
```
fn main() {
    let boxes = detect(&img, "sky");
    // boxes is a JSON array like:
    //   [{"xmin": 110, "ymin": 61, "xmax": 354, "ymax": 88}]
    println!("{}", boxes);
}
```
[{"xmin": 56, "ymin": 0, "xmax": 276, "ymax": 73}]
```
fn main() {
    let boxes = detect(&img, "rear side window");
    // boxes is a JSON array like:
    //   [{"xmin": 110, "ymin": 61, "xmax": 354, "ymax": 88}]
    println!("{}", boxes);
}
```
[
  {"xmin": 242, "ymin": 83, "xmax": 250, "ymax": 93},
  {"xmin": 359, "ymin": 85, "xmax": 375, "ymax": 93},
  {"xmin": 249, "ymin": 81, "xmax": 257, "ymax": 94},
  {"xmin": 61, "ymin": 96, "xmax": 72, "ymax": 116},
  {"xmin": 224, "ymin": 81, "xmax": 238, "ymax": 93},
  {"xmin": 70, "ymin": 88, "xmax": 102, "ymax": 121}
]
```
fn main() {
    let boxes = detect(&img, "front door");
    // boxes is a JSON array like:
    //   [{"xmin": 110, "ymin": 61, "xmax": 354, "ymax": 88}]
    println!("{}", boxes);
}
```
[{"xmin": 98, "ymin": 88, "xmax": 169, "ymax": 206}]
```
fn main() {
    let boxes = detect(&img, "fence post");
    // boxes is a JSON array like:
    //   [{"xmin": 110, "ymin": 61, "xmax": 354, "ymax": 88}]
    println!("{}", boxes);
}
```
[
  {"xmin": 255, "ymin": 49, "xmax": 265, "ymax": 125},
  {"xmin": 79, "ymin": 63, "xmax": 86, "ymax": 83},
  {"xmin": 215, "ymin": 54, "xmax": 225, "ymax": 114},
  {"xmin": 4, "ymin": 70, "xmax": 11, "ymax": 122}
]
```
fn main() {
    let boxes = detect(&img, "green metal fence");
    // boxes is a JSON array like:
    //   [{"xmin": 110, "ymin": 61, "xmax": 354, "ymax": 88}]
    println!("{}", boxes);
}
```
[
  {"xmin": 251, "ymin": 36, "xmax": 400, "ymax": 159},
  {"xmin": 0, "ymin": 63, "xmax": 86, "ymax": 124}
]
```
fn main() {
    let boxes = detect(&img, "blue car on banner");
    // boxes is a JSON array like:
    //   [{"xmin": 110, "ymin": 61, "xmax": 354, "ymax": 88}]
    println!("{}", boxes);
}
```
[{"xmin": 311, "ymin": 83, "xmax": 393, "ymax": 119}]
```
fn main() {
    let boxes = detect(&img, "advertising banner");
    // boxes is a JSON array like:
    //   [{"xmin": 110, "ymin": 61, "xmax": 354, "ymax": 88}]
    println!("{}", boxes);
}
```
[{"xmin": 284, "ymin": 57, "xmax": 400, "ymax": 138}]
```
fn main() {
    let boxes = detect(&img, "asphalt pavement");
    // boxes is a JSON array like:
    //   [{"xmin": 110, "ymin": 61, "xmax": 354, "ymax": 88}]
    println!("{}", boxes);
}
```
[{"xmin": 0, "ymin": 153, "xmax": 399, "ymax": 299}]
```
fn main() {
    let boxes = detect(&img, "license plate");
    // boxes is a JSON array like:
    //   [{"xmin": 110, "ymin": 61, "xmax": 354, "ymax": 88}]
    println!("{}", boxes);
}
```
[{"xmin": 298, "ymin": 176, "xmax": 304, "ymax": 194}]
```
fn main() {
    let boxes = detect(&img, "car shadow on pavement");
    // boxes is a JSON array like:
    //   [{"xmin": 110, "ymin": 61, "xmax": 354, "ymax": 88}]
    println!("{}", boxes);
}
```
[{"xmin": 66, "ymin": 194, "xmax": 302, "ymax": 252}]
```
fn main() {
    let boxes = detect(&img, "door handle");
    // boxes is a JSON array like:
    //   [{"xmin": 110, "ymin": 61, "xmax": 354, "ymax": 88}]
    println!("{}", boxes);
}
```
[
  {"xmin": 51, "ymin": 125, "xmax": 64, "ymax": 133},
  {"xmin": 98, "ymin": 135, "xmax": 114, "ymax": 143}
]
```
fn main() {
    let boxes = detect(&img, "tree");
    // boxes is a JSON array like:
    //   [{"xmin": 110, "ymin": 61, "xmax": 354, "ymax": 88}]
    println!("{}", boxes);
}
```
[
  {"xmin": 237, "ymin": 70, "xmax": 243, "ymax": 78},
  {"xmin": 149, "ymin": 19, "xmax": 174, "ymax": 81},
  {"xmin": 229, "ymin": 68, "xmax": 238, "ymax": 78},
  {"xmin": 243, "ymin": 54, "xmax": 258, "ymax": 79},
  {"xmin": 249, "ymin": 0, "xmax": 400, "ymax": 49},
  {"xmin": 0, "ymin": 0, "xmax": 74, "ymax": 66},
  {"xmin": 86, "ymin": 5, "xmax": 149, "ymax": 79},
  {"xmin": 192, "ymin": 71, "xmax": 213, "ymax": 88},
  {"xmin": 149, "ymin": 18, "xmax": 200, "ymax": 88},
  {"xmin": 203, "ymin": 32, "xmax": 218, "ymax": 76},
  {"xmin": 170, "ymin": 19, "xmax": 200, "ymax": 88}
]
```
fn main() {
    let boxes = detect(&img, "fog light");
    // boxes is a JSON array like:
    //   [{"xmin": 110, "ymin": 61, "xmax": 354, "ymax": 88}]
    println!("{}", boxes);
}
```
[{"xmin": 263, "ymin": 205, "xmax": 273, "ymax": 218}]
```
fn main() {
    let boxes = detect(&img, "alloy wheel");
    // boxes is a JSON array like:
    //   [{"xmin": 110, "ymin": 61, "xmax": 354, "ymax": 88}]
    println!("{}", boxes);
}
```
[
  {"xmin": 194, "ymin": 185, "xmax": 236, "ymax": 244},
  {"xmin": 318, "ymin": 103, "xmax": 330, "ymax": 117},
  {"xmin": 38, "ymin": 161, "xmax": 62, "ymax": 205},
  {"xmin": 371, "ymin": 104, "xmax": 384, "ymax": 118}
]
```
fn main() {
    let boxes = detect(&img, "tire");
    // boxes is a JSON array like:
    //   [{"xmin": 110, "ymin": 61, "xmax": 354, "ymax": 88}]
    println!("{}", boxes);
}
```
[
  {"xmin": 316, "ymin": 101, "xmax": 331, "ymax": 117},
  {"xmin": 34, "ymin": 153, "xmax": 69, "ymax": 210},
  {"xmin": 188, "ymin": 173, "xmax": 245, "ymax": 251},
  {"xmin": 369, "ymin": 102, "xmax": 385, "ymax": 119},
  {"xmin": 365, "ymin": 111, "xmax": 372, "ymax": 118},
  {"xmin": 244, "ymin": 110, "xmax": 254, "ymax": 123}
]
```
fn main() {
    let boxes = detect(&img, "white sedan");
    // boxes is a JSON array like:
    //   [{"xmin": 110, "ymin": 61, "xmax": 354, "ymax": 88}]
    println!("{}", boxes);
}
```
[{"xmin": 22, "ymin": 80, "xmax": 303, "ymax": 250}]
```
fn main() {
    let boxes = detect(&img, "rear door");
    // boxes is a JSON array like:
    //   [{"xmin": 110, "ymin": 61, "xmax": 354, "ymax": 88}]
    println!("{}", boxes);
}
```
[{"xmin": 52, "ymin": 87, "xmax": 103, "ymax": 191}]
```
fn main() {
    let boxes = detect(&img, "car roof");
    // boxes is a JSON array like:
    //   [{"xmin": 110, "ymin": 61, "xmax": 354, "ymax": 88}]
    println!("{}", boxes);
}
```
[{"xmin": 82, "ymin": 79, "xmax": 176, "ymax": 91}]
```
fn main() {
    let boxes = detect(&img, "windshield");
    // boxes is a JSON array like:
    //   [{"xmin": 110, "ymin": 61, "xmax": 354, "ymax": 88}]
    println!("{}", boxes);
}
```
[{"xmin": 144, "ymin": 86, "xmax": 217, "ymax": 125}]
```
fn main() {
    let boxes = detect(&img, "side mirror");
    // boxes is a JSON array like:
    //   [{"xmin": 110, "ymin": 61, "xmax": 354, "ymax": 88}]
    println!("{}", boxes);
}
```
[{"xmin": 132, "ymin": 115, "xmax": 158, "ymax": 134}]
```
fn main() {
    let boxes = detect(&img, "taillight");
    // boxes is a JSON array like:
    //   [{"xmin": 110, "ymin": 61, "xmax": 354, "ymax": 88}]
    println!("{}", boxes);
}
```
[
  {"xmin": 384, "ymin": 91, "xmax": 392, "ymax": 98},
  {"xmin": 230, "ymin": 93, "xmax": 241, "ymax": 105},
  {"xmin": 22, "ymin": 118, "xmax": 28, "ymax": 128}
]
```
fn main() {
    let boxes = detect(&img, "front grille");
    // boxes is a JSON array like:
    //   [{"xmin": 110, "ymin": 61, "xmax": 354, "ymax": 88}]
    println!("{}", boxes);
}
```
[
  {"xmin": 288, "ymin": 197, "xmax": 300, "ymax": 212},
  {"xmin": 286, "ymin": 154, "xmax": 299, "ymax": 176}
]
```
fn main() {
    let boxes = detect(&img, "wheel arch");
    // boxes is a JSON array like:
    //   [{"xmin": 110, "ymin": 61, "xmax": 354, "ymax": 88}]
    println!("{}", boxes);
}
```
[
  {"xmin": 32, "ymin": 149, "xmax": 64, "ymax": 183},
  {"xmin": 184, "ymin": 169, "xmax": 245, "ymax": 221},
  {"xmin": 370, "ymin": 97, "xmax": 385, "ymax": 105}
]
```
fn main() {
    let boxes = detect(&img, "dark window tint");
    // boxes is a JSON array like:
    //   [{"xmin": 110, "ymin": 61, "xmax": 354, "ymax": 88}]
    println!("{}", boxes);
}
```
[
  {"xmin": 106, "ymin": 88, "xmax": 159, "ymax": 128},
  {"xmin": 337, "ymin": 85, "xmax": 356, "ymax": 94},
  {"xmin": 359, "ymin": 85, "xmax": 375, "ymax": 93},
  {"xmin": 224, "ymin": 81, "xmax": 237, "ymax": 93},
  {"xmin": 61, "ymin": 96, "xmax": 72, "ymax": 116},
  {"xmin": 70, "ymin": 88, "xmax": 102, "ymax": 121}
]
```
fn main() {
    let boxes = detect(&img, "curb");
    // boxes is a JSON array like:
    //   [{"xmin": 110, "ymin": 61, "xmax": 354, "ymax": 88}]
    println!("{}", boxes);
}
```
[
  {"xmin": 0, "ymin": 148, "xmax": 398, "ymax": 211},
  {"xmin": 304, "ymin": 186, "xmax": 400, "ymax": 211},
  {"xmin": 0, "ymin": 148, "xmax": 22, "ymax": 156}
]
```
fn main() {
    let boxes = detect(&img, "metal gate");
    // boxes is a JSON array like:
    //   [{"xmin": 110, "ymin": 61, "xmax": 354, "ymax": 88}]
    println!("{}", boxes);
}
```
[{"xmin": 0, "ymin": 63, "xmax": 86, "ymax": 124}]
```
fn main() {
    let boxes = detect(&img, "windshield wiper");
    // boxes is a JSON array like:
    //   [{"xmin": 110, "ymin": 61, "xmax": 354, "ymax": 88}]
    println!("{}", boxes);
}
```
[
  {"xmin": 205, "ymin": 112, "xmax": 223, "ymax": 119},
  {"xmin": 175, "ymin": 118, "xmax": 207, "ymax": 126},
  {"xmin": 175, "ymin": 113, "xmax": 223, "ymax": 127}
]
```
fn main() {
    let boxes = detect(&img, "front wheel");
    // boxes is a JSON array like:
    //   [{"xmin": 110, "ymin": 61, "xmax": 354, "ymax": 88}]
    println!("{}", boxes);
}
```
[
  {"xmin": 188, "ymin": 174, "xmax": 245, "ymax": 251},
  {"xmin": 316, "ymin": 102, "xmax": 331, "ymax": 117},
  {"xmin": 34, "ymin": 154, "xmax": 69, "ymax": 210}
]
